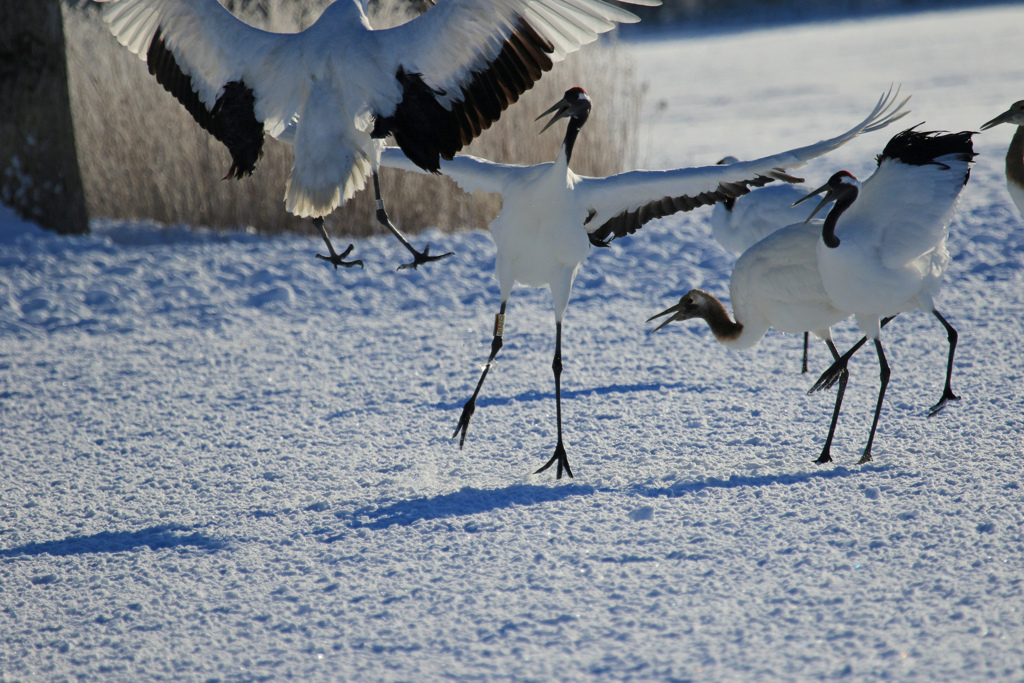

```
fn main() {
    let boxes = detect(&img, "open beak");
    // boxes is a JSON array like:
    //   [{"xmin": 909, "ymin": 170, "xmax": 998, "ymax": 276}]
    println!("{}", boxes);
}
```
[
  {"xmin": 536, "ymin": 96, "xmax": 572, "ymax": 134},
  {"xmin": 793, "ymin": 183, "xmax": 835, "ymax": 224},
  {"xmin": 646, "ymin": 300, "xmax": 687, "ymax": 333},
  {"xmin": 981, "ymin": 108, "xmax": 1014, "ymax": 131}
]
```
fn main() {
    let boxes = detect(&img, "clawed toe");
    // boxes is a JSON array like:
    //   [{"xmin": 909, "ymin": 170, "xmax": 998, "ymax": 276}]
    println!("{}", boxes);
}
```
[
  {"xmin": 535, "ymin": 441, "xmax": 573, "ymax": 479},
  {"xmin": 398, "ymin": 244, "xmax": 455, "ymax": 271},
  {"xmin": 452, "ymin": 399, "xmax": 476, "ymax": 450},
  {"xmin": 316, "ymin": 243, "xmax": 364, "ymax": 269},
  {"xmin": 927, "ymin": 390, "xmax": 961, "ymax": 418}
]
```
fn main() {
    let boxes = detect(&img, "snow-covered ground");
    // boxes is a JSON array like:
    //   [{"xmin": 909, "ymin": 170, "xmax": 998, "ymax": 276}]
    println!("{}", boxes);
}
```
[{"xmin": 2, "ymin": 5, "xmax": 1023, "ymax": 680}]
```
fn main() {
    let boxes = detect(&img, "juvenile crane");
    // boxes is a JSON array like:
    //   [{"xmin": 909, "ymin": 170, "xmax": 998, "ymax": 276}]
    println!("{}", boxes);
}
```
[
  {"xmin": 381, "ymin": 87, "xmax": 908, "ymax": 478},
  {"xmin": 981, "ymin": 101, "xmax": 1024, "ymax": 217},
  {"xmin": 799, "ymin": 128, "xmax": 975, "ymax": 463},
  {"xmin": 646, "ymin": 219, "xmax": 854, "ymax": 464},
  {"xmin": 96, "ymin": 0, "xmax": 658, "ymax": 269}
]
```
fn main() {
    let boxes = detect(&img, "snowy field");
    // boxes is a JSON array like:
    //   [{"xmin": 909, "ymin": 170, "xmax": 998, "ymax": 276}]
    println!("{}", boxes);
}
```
[{"xmin": 2, "ymin": 5, "xmax": 1024, "ymax": 680}]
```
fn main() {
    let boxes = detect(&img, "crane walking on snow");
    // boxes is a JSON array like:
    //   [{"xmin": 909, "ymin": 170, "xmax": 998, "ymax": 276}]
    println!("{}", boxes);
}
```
[
  {"xmin": 96, "ymin": 0, "xmax": 659, "ymax": 269},
  {"xmin": 381, "ymin": 87, "xmax": 908, "ymax": 478},
  {"xmin": 798, "ymin": 128, "xmax": 975, "ymax": 463}
]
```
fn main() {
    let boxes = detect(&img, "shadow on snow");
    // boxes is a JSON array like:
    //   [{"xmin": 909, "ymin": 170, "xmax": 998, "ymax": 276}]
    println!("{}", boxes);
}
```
[
  {"xmin": 346, "ymin": 464, "xmax": 905, "ymax": 530},
  {"xmin": 349, "ymin": 483, "xmax": 598, "ymax": 530},
  {"xmin": 433, "ymin": 380, "xmax": 697, "ymax": 411},
  {"xmin": 0, "ymin": 525, "xmax": 225, "ymax": 558}
]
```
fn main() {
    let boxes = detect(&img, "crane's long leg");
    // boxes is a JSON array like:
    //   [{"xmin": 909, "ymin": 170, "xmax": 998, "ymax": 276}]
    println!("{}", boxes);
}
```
[
  {"xmin": 927, "ymin": 309, "xmax": 960, "ymax": 417},
  {"xmin": 802, "ymin": 331, "xmax": 810, "ymax": 374},
  {"xmin": 452, "ymin": 302, "xmax": 507, "ymax": 449},
  {"xmin": 535, "ymin": 321, "xmax": 573, "ymax": 479},
  {"xmin": 815, "ymin": 339, "xmax": 849, "ymax": 465},
  {"xmin": 313, "ymin": 217, "xmax": 364, "ymax": 269},
  {"xmin": 860, "ymin": 339, "xmax": 891, "ymax": 464},
  {"xmin": 372, "ymin": 172, "xmax": 453, "ymax": 271},
  {"xmin": 809, "ymin": 316, "xmax": 898, "ymax": 394}
]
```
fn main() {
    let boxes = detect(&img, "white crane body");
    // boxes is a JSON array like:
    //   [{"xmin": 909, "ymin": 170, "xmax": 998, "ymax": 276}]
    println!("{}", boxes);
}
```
[
  {"xmin": 817, "ymin": 153, "xmax": 966, "ymax": 338},
  {"xmin": 801, "ymin": 128, "xmax": 975, "ymax": 463},
  {"xmin": 725, "ymin": 220, "xmax": 850, "ymax": 350},
  {"xmin": 710, "ymin": 179, "xmax": 813, "ymax": 254}
]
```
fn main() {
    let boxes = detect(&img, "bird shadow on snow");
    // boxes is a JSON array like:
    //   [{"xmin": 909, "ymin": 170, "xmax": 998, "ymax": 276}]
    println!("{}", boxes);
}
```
[
  {"xmin": 348, "ymin": 483, "xmax": 597, "ymax": 530},
  {"xmin": 345, "ymin": 465, "xmax": 905, "ymax": 530},
  {"xmin": 0, "ymin": 525, "xmax": 225, "ymax": 558},
  {"xmin": 627, "ymin": 462, "xmax": 906, "ymax": 500},
  {"xmin": 433, "ymin": 380, "xmax": 695, "ymax": 411}
]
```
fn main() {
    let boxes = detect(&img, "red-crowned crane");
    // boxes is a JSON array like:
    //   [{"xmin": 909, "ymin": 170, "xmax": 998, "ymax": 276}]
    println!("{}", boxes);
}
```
[
  {"xmin": 798, "ymin": 128, "xmax": 975, "ymax": 464},
  {"xmin": 981, "ymin": 101, "xmax": 1024, "ymax": 218},
  {"xmin": 380, "ymin": 87, "xmax": 908, "ymax": 478},
  {"xmin": 645, "ymin": 219, "xmax": 854, "ymax": 465},
  {"xmin": 96, "ymin": 0, "xmax": 659, "ymax": 269},
  {"xmin": 709, "ymin": 163, "xmax": 819, "ymax": 373}
]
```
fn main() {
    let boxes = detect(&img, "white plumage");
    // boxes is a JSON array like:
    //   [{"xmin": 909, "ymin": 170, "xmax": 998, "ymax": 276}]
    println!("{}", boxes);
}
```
[
  {"xmin": 709, "ymin": 158, "xmax": 813, "ymax": 254},
  {"xmin": 380, "ymin": 87, "xmax": 908, "ymax": 478},
  {"xmin": 96, "ymin": 0, "xmax": 659, "ymax": 267},
  {"xmin": 646, "ymin": 220, "xmax": 852, "ymax": 463},
  {"xmin": 802, "ymin": 128, "xmax": 975, "ymax": 463},
  {"xmin": 709, "ymin": 167, "xmax": 819, "ymax": 372}
]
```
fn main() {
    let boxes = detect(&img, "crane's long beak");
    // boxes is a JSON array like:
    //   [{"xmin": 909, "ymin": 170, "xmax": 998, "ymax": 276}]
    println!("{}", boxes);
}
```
[
  {"xmin": 981, "ymin": 108, "xmax": 1014, "ymax": 131},
  {"xmin": 793, "ymin": 183, "xmax": 835, "ymax": 224},
  {"xmin": 646, "ymin": 300, "xmax": 686, "ymax": 333},
  {"xmin": 536, "ymin": 96, "xmax": 572, "ymax": 134}
]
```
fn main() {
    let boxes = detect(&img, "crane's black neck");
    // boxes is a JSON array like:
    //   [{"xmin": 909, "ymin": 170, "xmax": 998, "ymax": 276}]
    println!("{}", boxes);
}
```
[
  {"xmin": 1007, "ymin": 125, "xmax": 1024, "ymax": 190},
  {"xmin": 562, "ymin": 107, "xmax": 590, "ymax": 165},
  {"xmin": 822, "ymin": 185, "xmax": 859, "ymax": 249}
]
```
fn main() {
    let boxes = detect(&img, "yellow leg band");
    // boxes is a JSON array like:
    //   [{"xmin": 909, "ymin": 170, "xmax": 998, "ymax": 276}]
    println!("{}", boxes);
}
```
[{"xmin": 493, "ymin": 313, "xmax": 505, "ymax": 338}]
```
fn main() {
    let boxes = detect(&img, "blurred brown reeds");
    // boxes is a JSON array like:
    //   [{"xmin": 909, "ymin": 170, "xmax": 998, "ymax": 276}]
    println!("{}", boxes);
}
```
[{"xmin": 63, "ymin": 0, "xmax": 644, "ymax": 238}]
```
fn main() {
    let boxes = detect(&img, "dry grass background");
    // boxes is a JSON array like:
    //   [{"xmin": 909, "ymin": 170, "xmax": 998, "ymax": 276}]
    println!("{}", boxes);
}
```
[{"xmin": 63, "ymin": 0, "xmax": 644, "ymax": 238}]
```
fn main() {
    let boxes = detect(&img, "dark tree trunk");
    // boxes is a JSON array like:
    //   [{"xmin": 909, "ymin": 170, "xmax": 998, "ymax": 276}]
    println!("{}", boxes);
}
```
[{"xmin": 0, "ymin": 0, "xmax": 89, "ymax": 235}]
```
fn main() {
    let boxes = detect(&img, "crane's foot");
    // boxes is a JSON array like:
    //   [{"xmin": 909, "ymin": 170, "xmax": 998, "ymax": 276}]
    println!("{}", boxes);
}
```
[
  {"xmin": 809, "ymin": 358, "xmax": 847, "ymax": 394},
  {"xmin": 316, "ymin": 243, "xmax": 364, "ymax": 270},
  {"xmin": 857, "ymin": 451, "xmax": 873, "ymax": 465},
  {"xmin": 814, "ymin": 449, "xmax": 833, "ymax": 465},
  {"xmin": 397, "ymin": 244, "xmax": 455, "ymax": 271},
  {"xmin": 535, "ymin": 441, "xmax": 574, "ymax": 480},
  {"xmin": 452, "ymin": 398, "xmax": 477, "ymax": 450},
  {"xmin": 927, "ymin": 388, "xmax": 961, "ymax": 418}
]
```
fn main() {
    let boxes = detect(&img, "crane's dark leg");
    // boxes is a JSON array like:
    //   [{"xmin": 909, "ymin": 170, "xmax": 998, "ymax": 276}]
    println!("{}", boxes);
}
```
[
  {"xmin": 452, "ymin": 302, "xmax": 507, "ymax": 449},
  {"xmin": 815, "ymin": 339, "xmax": 849, "ymax": 464},
  {"xmin": 313, "ymin": 217, "xmax": 363, "ymax": 269},
  {"xmin": 802, "ymin": 331, "xmax": 810, "ymax": 374},
  {"xmin": 809, "ymin": 316, "xmax": 897, "ymax": 394},
  {"xmin": 860, "ymin": 339, "xmax": 891, "ymax": 465},
  {"xmin": 372, "ymin": 172, "xmax": 453, "ymax": 271},
  {"xmin": 927, "ymin": 309, "xmax": 960, "ymax": 417},
  {"xmin": 535, "ymin": 321, "xmax": 573, "ymax": 479}
]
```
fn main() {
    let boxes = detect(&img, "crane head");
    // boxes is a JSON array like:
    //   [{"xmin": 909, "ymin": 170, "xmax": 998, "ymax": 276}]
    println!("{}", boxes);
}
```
[
  {"xmin": 981, "ymin": 100, "xmax": 1024, "ymax": 130},
  {"xmin": 536, "ymin": 87, "xmax": 592, "ymax": 134},
  {"xmin": 793, "ymin": 170, "xmax": 859, "ymax": 224},
  {"xmin": 646, "ymin": 289, "xmax": 710, "ymax": 333}
]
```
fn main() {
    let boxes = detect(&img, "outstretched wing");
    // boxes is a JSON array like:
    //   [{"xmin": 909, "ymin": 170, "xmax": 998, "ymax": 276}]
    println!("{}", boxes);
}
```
[
  {"xmin": 578, "ymin": 87, "xmax": 910, "ymax": 246},
  {"xmin": 98, "ymin": 0, "xmax": 305, "ymax": 178},
  {"xmin": 371, "ymin": 0, "xmax": 659, "ymax": 172},
  {"xmin": 379, "ymin": 147, "xmax": 519, "ymax": 196}
]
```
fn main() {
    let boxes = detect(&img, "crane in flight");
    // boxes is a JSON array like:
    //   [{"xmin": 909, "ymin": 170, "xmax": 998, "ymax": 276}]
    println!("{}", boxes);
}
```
[{"xmin": 96, "ymin": 0, "xmax": 659, "ymax": 269}]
